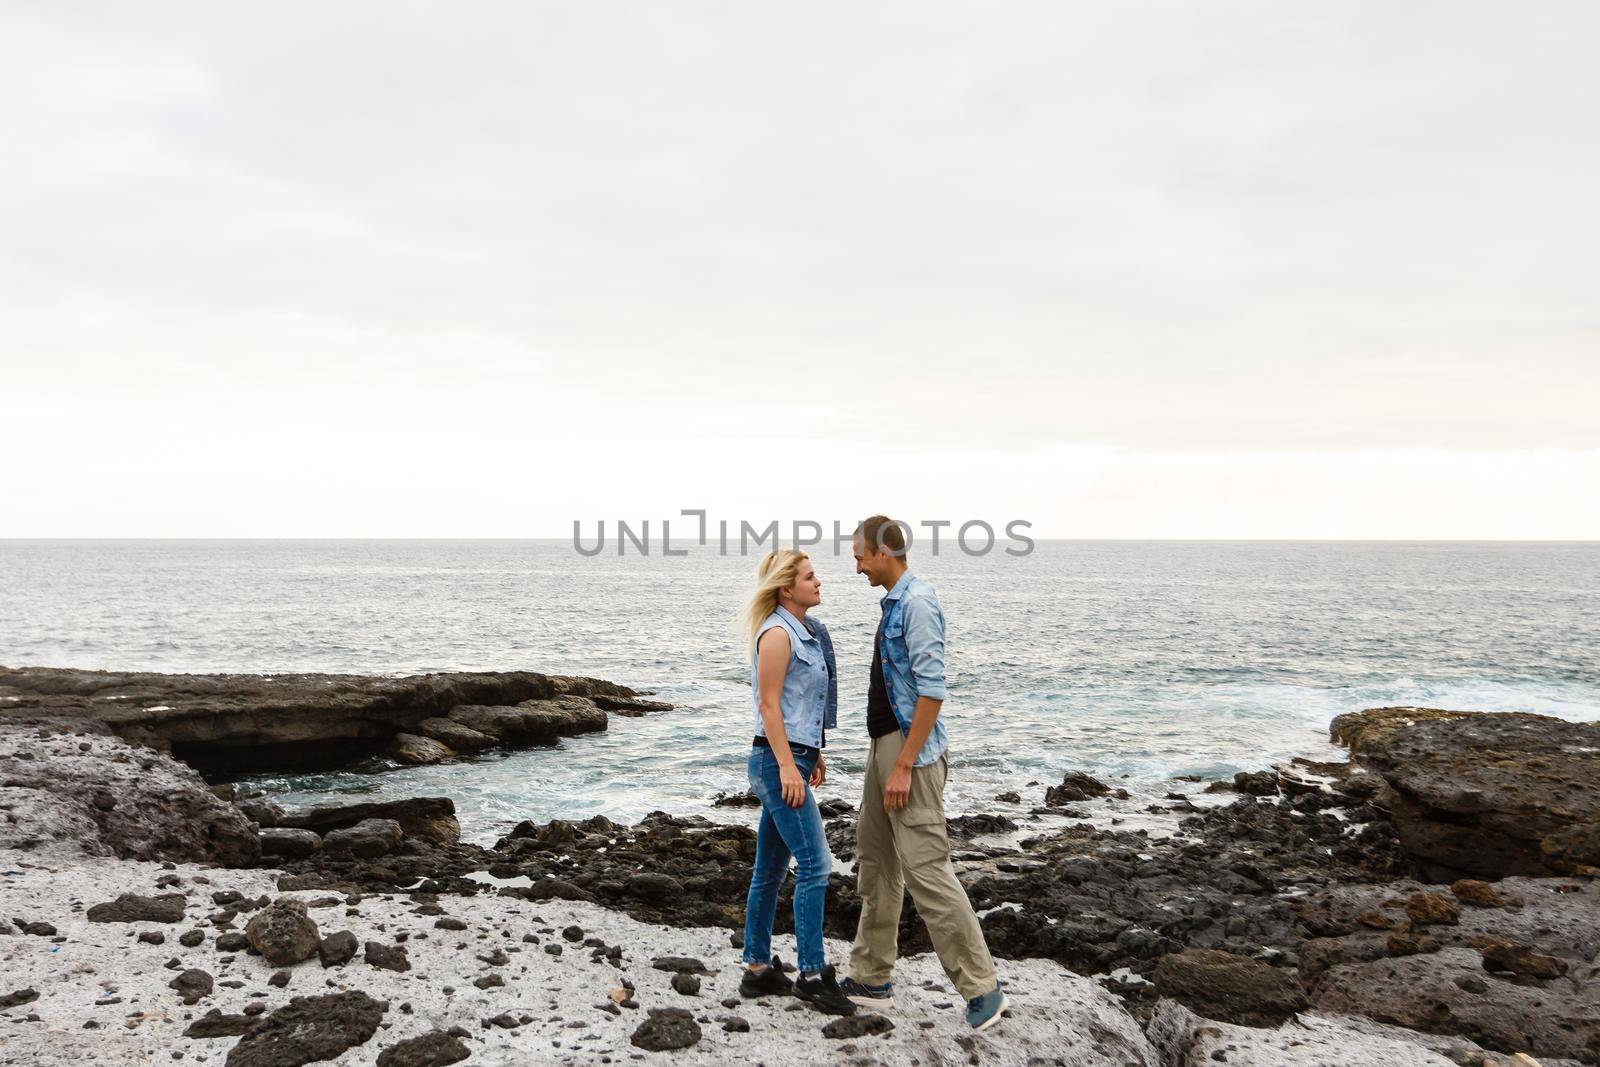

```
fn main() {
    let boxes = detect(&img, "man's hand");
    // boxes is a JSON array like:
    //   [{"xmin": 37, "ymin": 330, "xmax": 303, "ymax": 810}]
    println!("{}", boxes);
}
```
[
  {"xmin": 884, "ymin": 762, "xmax": 913, "ymax": 810},
  {"xmin": 809, "ymin": 755, "xmax": 826, "ymax": 788}
]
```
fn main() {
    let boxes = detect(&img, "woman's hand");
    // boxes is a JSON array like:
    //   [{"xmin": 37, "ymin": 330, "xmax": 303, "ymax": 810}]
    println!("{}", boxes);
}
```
[
  {"xmin": 809, "ymin": 754, "xmax": 826, "ymax": 788},
  {"xmin": 780, "ymin": 762, "xmax": 807, "ymax": 808}
]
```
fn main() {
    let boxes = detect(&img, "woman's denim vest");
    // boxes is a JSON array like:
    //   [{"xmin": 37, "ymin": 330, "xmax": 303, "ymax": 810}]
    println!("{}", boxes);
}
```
[{"xmin": 750, "ymin": 606, "xmax": 838, "ymax": 750}]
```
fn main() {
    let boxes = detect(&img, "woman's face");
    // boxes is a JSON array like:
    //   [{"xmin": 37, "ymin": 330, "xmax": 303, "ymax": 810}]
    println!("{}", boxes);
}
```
[{"xmin": 784, "ymin": 558, "xmax": 822, "ymax": 609}]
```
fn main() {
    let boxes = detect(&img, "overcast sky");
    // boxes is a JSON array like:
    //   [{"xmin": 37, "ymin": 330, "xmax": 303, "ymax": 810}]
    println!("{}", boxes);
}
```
[{"xmin": 3, "ymin": 2, "xmax": 1596, "ymax": 537}]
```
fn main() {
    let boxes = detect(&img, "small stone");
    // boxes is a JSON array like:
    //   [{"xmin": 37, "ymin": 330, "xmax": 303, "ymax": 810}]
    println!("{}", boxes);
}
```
[
  {"xmin": 139, "ymin": 931, "xmax": 167, "ymax": 945},
  {"xmin": 562, "ymin": 925, "xmax": 585, "ymax": 942},
  {"xmin": 630, "ymin": 1007, "xmax": 702, "ymax": 1051},
  {"xmin": 178, "ymin": 930, "xmax": 206, "ymax": 948},
  {"xmin": 720, "ymin": 1015, "xmax": 750, "ymax": 1033},
  {"xmin": 651, "ymin": 956, "xmax": 710, "ymax": 974},
  {"xmin": 1402, "ymin": 892, "xmax": 1460, "ymax": 927},
  {"xmin": 365, "ymin": 941, "xmax": 411, "ymax": 972},
  {"xmin": 319, "ymin": 930, "xmax": 359, "ymax": 968},
  {"xmin": 269, "ymin": 971, "xmax": 291, "ymax": 988},
  {"xmin": 167, "ymin": 969, "xmax": 214, "ymax": 1005},
  {"xmin": 823, "ymin": 1013, "xmax": 894, "ymax": 1039},
  {"xmin": 671, "ymin": 973, "xmax": 701, "ymax": 996},
  {"xmin": 376, "ymin": 1029, "xmax": 471, "ymax": 1067}
]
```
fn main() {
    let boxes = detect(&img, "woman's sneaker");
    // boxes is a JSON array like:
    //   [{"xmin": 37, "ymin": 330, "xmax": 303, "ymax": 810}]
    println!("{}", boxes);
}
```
[
  {"xmin": 965, "ymin": 982, "xmax": 1008, "ymax": 1032},
  {"xmin": 739, "ymin": 956, "xmax": 794, "ymax": 998},
  {"xmin": 793, "ymin": 965, "xmax": 858, "ymax": 1016},
  {"xmin": 838, "ymin": 975, "xmax": 895, "ymax": 1009}
]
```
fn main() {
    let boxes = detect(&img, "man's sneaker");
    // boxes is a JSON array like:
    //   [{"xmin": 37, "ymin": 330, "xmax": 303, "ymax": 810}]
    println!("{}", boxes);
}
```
[
  {"xmin": 965, "ymin": 982, "xmax": 1008, "ymax": 1032},
  {"xmin": 739, "ymin": 956, "xmax": 794, "ymax": 998},
  {"xmin": 838, "ymin": 975, "xmax": 895, "ymax": 1009},
  {"xmin": 793, "ymin": 965, "xmax": 858, "ymax": 1016}
]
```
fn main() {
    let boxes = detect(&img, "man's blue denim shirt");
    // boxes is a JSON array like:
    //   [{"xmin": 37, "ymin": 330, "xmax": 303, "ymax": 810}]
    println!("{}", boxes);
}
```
[{"xmin": 878, "ymin": 571, "xmax": 950, "ymax": 768}]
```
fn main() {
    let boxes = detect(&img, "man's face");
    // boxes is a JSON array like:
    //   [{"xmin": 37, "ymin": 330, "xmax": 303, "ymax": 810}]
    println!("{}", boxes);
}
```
[{"xmin": 853, "ymin": 536, "xmax": 889, "ymax": 588}]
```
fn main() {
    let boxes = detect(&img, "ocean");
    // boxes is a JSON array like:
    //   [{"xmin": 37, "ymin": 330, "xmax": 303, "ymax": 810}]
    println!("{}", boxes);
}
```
[{"xmin": 3, "ymin": 540, "xmax": 1597, "ymax": 844}]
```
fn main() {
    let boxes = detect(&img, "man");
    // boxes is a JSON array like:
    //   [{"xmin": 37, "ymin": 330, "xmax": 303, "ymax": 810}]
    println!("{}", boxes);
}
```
[{"xmin": 838, "ymin": 515, "xmax": 1008, "ymax": 1031}]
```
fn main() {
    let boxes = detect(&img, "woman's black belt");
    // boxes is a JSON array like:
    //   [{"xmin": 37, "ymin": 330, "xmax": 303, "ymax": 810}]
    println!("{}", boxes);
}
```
[{"xmin": 752, "ymin": 735, "xmax": 821, "ymax": 760}]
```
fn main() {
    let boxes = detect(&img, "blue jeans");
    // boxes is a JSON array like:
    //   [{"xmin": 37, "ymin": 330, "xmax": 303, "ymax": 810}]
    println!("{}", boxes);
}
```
[{"xmin": 741, "ymin": 744, "xmax": 831, "ymax": 974}]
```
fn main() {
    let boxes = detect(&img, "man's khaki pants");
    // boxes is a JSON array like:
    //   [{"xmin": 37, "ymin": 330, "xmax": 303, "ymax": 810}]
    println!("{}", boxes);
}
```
[{"xmin": 849, "ymin": 731, "xmax": 997, "ymax": 1000}]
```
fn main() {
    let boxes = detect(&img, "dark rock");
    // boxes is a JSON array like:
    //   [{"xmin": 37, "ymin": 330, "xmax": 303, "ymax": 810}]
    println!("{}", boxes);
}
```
[
  {"xmin": 1152, "ymin": 949, "xmax": 1307, "ymax": 1026},
  {"xmin": 88, "ymin": 893, "xmax": 187, "ymax": 924},
  {"xmin": 720, "ymin": 1015, "xmax": 750, "ymax": 1032},
  {"xmin": 384, "ymin": 733, "xmax": 455, "ymax": 767},
  {"xmin": 823, "ymin": 1013, "xmax": 894, "ymax": 1038},
  {"xmin": 179, "ymin": 929, "xmax": 206, "ymax": 947},
  {"xmin": 0, "ymin": 988, "xmax": 40, "ymax": 1010},
  {"xmin": 1449, "ymin": 879, "xmax": 1514, "ymax": 908},
  {"xmin": 947, "ymin": 813, "xmax": 1017, "ymax": 838},
  {"xmin": 1403, "ymin": 891, "xmax": 1460, "ymax": 927},
  {"xmin": 365, "ymin": 941, "xmax": 410, "ymax": 972},
  {"xmin": 168, "ymin": 968, "xmax": 214, "ymax": 1004},
  {"xmin": 652, "ymin": 956, "xmax": 710, "ymax": 974},
  {"xmin": 1330, "ymin": 706, "xmax": 1600, "ymax": 879},
  {"xmin": 278, "ymin": 797, "xmax": 460, "ymax": 846},
  {"xmin": 711, "ymin": 791, "xmax": 760, "ymax": 808},
  {"xmin": 239, "ymin": 800, "xmax": 285, "ymax": 828},
  {"xmin": 375, "ymin": 1029, "xmax": 471, "ymax": 1067},
  {"xmin": 244, "ymin": 899, "xmax": 321, "ymax": 966},
  {"xmin": 224, "ymin": 991, "xmax": 385, "ymax": 1067},
  {"xmin": 993, "ymin": 791, "xmax": 1022, "ymax": 804},
  {"xmin": 1233, "ymin": 770, "xmax": 1280, "ymax": 797},
  {"xmin": 185, "ymin": 1010, "xmax": 257, "ymax": 1038},
  {"xmin": 413, "ymin": 717, "xmax": 496, "ymax": 752},
  {"xmin": 630, "ymin": 1007, "xmax": 702, "ymax": 1051},
  {"xmin": 0, "ymin": 666, "xmax": 654, "ymax": 777},
  {"xmin": 260, "ymin": 828, "xmax": 322, "ymax": 860},
  {"xmin": 1480, "ymin": 939, "xmax": 1568, "ymax": 979},
  {"xmin": 215, "ymin": 931, "xmax": 250, "ymax": 952},
  {"xmin": 561, "ymin": 925, "xmax": 584, "ymax": 943},
  {"xmin": 671, "ymin": 973, "xmax": 701, "ymax": 996},
  {"xmin": 139, "ymin": 930, "xmax": 166, "ymax": 945},
  {"xmin": 269, "ymin": 971, "xmax": 291, "ymax": 988},
  {"xmin": 319, "ymin": 930, "xmax": 358, "ymax": 967},
  {"xmin": 1044, "ymin": 772, "xmax": 1111, "ymax": 806}
]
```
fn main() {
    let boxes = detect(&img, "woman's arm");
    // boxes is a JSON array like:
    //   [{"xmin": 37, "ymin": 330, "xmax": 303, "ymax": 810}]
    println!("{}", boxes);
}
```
[{"xmin": 756, "ymin": 628, "xmax": 807, "ymax": 808}]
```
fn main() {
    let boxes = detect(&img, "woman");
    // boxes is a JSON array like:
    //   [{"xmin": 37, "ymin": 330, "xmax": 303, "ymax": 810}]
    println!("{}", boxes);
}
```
[{"xmin": 737, "ymin": 549, "xmax": 856, "ymax": 1016}]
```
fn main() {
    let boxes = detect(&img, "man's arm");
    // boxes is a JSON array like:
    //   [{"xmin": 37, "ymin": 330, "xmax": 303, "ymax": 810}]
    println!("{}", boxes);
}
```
[{"xmin": 883, "ymin": 591, "xmax": 948, "ymax": 810}]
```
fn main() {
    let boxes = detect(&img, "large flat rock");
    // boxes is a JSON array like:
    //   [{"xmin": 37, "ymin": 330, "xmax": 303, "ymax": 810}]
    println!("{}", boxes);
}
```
[
  {"xmin": 1331, "ymin": 706, "xmax": 1600, "ymax": 879},
  {"xmin": 0, "ymin": 666, "xmax": 666, "ymax": 776}
]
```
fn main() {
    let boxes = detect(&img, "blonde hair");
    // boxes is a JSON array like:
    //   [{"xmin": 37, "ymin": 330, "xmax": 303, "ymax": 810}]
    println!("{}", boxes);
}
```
[{"xmin": 742, "ymin": 549, "xmax": 810, "ymax": 652}]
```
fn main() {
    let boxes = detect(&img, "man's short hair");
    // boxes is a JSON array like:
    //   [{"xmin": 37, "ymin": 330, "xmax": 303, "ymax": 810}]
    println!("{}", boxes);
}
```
[{"xmin": 858, "ymin": 514, "xmax": 908, "ymax": 557}]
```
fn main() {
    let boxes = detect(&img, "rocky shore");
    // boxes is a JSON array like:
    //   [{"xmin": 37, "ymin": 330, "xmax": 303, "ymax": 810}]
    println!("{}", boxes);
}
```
[
  {"xmin": 0, "ymin": 666, "xmax": 672, "ymax": 776},
  {"xmin": 3, "ymin": 673, "xmax": 1597, "ymax": 1065}
]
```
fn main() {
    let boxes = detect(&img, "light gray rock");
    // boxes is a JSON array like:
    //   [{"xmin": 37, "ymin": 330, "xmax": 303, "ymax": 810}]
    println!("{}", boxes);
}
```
[
  {"xmin": 0, "ymin": 731, "xmax": 259, "ymax": 865},
  {"xmin": 384, "ymin": 733, "xmax": 454, "ymax": 767},
  {"xmin": 1145, "ymin": 1000, "xmax": 1556, "ymax": 1066},
  {"xmin": 322, "ymin": 819, "xmax": 404, "ymax": 859}
]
